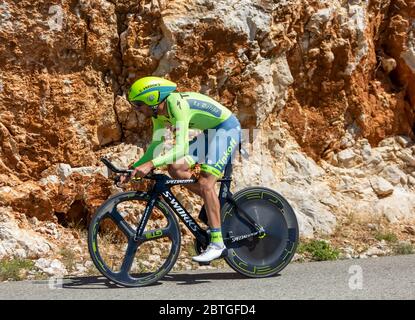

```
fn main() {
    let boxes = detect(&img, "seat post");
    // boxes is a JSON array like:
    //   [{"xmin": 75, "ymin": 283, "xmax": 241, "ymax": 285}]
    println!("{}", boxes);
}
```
[{"xmin": 223, "ymin": 161, "xmax": 233, "ymax": 178}]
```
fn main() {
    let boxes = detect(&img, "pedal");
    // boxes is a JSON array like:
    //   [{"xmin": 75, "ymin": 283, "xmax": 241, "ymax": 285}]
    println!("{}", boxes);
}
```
[
  {"xmin": 198, "ymin": 261, "xmax": 211, "ymax": 266},
  {"xmin": 220, "ymin": 248, "xmax": 229, "ymax": 258}
]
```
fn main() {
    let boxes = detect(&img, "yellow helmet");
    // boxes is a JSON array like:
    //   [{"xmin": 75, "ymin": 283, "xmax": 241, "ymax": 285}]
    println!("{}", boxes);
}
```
[{"xmin": 128, "ymin": 76, "xmax": 177, "ymax": 107}]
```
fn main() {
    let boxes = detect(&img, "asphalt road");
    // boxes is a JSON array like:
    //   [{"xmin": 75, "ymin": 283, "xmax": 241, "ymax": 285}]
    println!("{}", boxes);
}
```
[{"xmin": 0, "ymin": 255, "xmax": 414, "ymax": 300}]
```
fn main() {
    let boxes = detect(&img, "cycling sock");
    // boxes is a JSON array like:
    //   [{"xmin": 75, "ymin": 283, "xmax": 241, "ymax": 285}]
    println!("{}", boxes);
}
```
[{"xmin": 210, "ymin": 228, "xmax": 224, "ymax": 248}]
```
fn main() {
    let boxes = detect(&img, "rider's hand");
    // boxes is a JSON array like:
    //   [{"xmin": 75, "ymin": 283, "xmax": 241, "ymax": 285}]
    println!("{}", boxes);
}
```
[
  {"xmin": 119, "ymin": 173, "xmax": 130, "ymax": 184},
  {"xmin": 134, "ymin": 161, "xmax": 155, "ymax": 178},
  {"xmin": 120, "ymin": 161, "xmax": 154, "ymax": 184}
]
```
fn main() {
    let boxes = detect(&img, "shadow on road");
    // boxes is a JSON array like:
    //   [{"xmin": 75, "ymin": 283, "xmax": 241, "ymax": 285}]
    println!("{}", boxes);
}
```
[
  {"xmin": 61, "ymin": 271, "xmax": 279, "ymax": 289},
  {"xmin": 162, "ymin": 270, "xmax": 281, "ymax": 286},
  {"xmin": 62, "ymin": 276, "xmax": 161, "ymax": 290},
  {"xmin": 162, "ymin": 271, "xmax": 261, "ymax": 286},
  {"xmin": 62, "ymin": 276, "xmax": 122, "ymax": 290}
]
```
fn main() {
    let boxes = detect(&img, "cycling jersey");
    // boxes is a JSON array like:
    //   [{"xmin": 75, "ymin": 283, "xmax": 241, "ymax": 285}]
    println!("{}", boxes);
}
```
[{"xmin": 132, "ymin": 92, "xmax": 240, "ymax": 177}]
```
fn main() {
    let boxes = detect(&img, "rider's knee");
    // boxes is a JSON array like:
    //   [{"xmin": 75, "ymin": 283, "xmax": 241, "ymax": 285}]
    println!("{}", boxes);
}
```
[
  {"xmin": 167, "ymin": 164, "xmax": 178, "ymax": 178},
  {"xmin": 198, "ymin": 183, "xmax": 210, "ymax": 196},
  {"xmin": 198, "ymin": 176, "xmax": 215, "ymax": 196},
  {"xmin": 167, "ymin": 163, "xmax": 188, "ymax": 179}
]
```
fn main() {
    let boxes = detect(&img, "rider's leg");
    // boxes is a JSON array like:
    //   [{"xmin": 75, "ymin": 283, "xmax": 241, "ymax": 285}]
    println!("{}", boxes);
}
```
[
  {"xmin": 167, "ymin": 162, "xmax": 203, "ymax": 197},
  {"xmin": 197, "ymin": 171, "xmax": 221, "ymax": 229},
  {"xmin": 192, "ymin": 171, "xmax": 226, "ymax": 263},
  {"xmin": 168, "ymin": 162, "xmax": 225, "ymax": 262}
]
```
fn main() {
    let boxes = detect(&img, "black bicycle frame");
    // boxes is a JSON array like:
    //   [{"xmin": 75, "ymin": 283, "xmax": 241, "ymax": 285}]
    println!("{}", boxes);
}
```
[
  {"xmin": 134, "ymin": 172, "xmax": 211, "ymax": 246},
  {"xmin": 134, "ymin": 161, "xmax": 263, "ymax": 246}
]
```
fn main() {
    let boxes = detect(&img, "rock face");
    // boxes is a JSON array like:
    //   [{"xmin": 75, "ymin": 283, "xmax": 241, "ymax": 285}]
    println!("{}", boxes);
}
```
[
  {"xmin": 0, "ymin": 208, "xmax": 53, "ymax": 259},
  {"xmin": 0, "ymin": 0, "xmax": 415, "ymax": 263},
  {"xmin": 280, "ymin": 0, "xmax": 415, "ymax": 160},
  {"xmin": 34, "ymin": 258, "xmax": 67, "ymax": 277},
  {"xmin": 370, "ymin": 176, "xmax": 394, "ymax": 197}
]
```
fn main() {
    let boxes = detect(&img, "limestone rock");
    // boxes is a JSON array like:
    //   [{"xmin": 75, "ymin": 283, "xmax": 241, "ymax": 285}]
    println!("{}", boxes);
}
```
[
  {"xmin": 396, "ymin": 150, "xmax": 415, "ymax": 167},
  {"xmin": 248, "ymin": 55, "xmax": 294, "ymax": 125},
  {"xmin": 285, "ymin": 151, "xmax": 324, "ymax": 178},
  {"xmin": 0, "ymin": 208, "xmax": 53, "ymax": 259},
  {"xmin": 363, "ymin": 246, "xmax": 389, "ymax": 257},
  {"xmin": 35, "ymin": 258, "xmax": 67, "ymax": 277},
  {"xmin": 277, "ymin": 182, "xmax": 337, "ymax": 237},
  {"xmin": 337, "ymin": 149, "xmax": 358, "ymax": 168},
  {"xmin": 396, "ymin": 136, "xmax": 412, "ymax": 148},
  {"xmin": 373, "ymin": 189, "xmax": 415, "ymax": 223},
  {"xmin": 381, "ymin": 165, "xmax": 408, "ymax": 186},
  {"xmin": 369, "ymin": 176, "xmax": 394, "ymax": 197}
]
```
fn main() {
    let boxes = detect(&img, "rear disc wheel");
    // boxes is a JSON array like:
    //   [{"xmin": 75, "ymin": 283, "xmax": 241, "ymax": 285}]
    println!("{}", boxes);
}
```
[{"xmin": 221, "ymin": 187, "xmax": 299, "ymax": 278}]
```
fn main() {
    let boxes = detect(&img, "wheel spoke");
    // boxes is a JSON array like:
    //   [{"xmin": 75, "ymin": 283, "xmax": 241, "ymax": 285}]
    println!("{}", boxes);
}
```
[
  {"xmin": 89, "ymin": 194, "xmax": 182, "ymax": 287},
  {"xmin": 109, "ymin": 209, "xmax": 135, "ymax": 238},
  {"xmin": 119, "ymin": 240, "xmax": 139, "ymax": 275}
]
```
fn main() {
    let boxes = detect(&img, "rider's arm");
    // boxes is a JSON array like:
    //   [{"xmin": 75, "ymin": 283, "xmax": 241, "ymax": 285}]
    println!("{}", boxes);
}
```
[
  {"xmin": 131, "ymin": 117, "xmax": 165, "ymax": 168},
  {"xmin": 151, "ymin": 95, "xmax": 190, "ymax": 168}
]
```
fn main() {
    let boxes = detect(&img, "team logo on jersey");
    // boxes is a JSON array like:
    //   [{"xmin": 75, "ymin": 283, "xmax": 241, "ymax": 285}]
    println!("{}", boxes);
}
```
[{"xmin": 187, "ymin": 99, "xmax": 222, "ymax": 117}]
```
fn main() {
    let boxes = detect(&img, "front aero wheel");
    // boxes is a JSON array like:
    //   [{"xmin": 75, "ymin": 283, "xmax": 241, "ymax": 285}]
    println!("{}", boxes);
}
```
[
  {"xmin": 221, "ymin": 187, "xmax": 299, "ymax": 278},
  {"xmin": 88, "ymin": 191, "xmax": 181, "ymax": 287}
]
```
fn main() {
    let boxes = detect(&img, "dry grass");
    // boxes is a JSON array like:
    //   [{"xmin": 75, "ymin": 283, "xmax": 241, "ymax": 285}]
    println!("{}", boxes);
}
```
[{"xmin": 0, "ymin": 258, "xmax": 36, "ymax": 281}]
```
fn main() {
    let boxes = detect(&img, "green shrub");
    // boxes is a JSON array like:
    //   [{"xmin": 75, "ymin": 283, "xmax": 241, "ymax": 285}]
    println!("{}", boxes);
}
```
[
  {"xmin": 60, "ymin": 248, "xmax": 76, "ymax": 273},
  {"xmin": 393, "ymin": 242, "xmax": 414, "ymax": 255},
  {"xmin": 374, "ymin": 231, "xmax": 398, "ymax": 243},
  {"xmin": 0, "ymin": 258, "xmax": 35, "ymax": 281},
  {"xmin": 297, "ymin": 240, "xmax": 340, "ymax": 261}
]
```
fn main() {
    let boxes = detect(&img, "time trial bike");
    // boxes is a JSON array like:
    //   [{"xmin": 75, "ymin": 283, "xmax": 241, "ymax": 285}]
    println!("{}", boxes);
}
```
[{"xmin": 88, "ymin": 155, "xmax": 299, "ymax": 287}]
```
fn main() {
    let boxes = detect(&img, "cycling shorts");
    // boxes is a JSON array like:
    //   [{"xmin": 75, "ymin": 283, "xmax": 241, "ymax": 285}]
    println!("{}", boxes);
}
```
[{"xmin": 184, "ymin": 115, "xmax": 241, "ymax": 178}]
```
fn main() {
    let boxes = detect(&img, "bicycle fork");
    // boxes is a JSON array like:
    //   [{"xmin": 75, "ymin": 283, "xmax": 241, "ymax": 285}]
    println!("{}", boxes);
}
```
[{"xmin": 134, "ymin": 194, "xmax": 158, "ymax": 242}]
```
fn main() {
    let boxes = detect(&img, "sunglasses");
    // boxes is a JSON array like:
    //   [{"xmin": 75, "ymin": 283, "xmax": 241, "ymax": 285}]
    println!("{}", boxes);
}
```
[{"xmin": 131, "ymin": 101, "xmax": 146, "ymax": 109}]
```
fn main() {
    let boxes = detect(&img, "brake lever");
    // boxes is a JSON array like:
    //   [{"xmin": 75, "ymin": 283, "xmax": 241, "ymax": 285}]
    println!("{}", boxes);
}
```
[
  {"xmin": 114, "ymin": 167, "xmax": 155, "ymax": 187},
  {"xmin": 114, "ymin": 175, "xmax": 123, "ymax": 188},
  {"xmin": 114, "ymin": 171, "xmax": 132, "ymax": 188}
]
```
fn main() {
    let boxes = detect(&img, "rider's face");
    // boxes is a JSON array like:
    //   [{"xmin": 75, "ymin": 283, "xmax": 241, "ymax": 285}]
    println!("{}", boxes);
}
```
[{"xmin": 132, "ymin": 101, "xmax": 153, "ymax": 118}]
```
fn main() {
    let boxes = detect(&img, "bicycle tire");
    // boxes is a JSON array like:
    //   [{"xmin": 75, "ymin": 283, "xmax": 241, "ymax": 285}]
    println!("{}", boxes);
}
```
[
  {"xmin": 88, "ymin": 191, "xmax": 181, "ymax": 287},
  {"xmin": 221, "ymin": 187, "xmax": 299, "ymax": 278}
]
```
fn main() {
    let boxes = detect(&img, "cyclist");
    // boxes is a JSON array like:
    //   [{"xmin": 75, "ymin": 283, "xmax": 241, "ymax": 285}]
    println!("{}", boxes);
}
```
[{"xmin": 121, "ymin": 76, "xmax": 241, "ymax": 263}]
